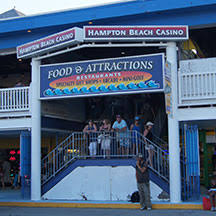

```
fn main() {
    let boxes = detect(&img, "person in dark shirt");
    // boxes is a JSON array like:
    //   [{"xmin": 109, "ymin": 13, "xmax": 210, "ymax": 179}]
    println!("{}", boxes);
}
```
[
  {"xmin": 83, "ymin": 120, "xmax": 97, "ymax": 157},
  {"xmin": 143, "ymin": 121, "xmax": 154, "ymax": 141},
  {"xmin": 135, "ymin": 153, "xmax": 152, "ymax": 210},
  {"xmin": 0, "ymin": 163, "xmax": 4, "ymax": 189},
  {"xmin": 130, "ymin": 116, "xmax": 142, "ymax": 155}
]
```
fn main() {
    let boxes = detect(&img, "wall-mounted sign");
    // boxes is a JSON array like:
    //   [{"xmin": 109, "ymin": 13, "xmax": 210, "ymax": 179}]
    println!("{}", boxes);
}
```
[
  {"xmin": 40, "ymin": 54, "xmax": 164, "ymax": 99},
  {"xmin": 164, "ymin": 61, "xmax": 172, "ymax": 117},
  {"xmin": 16, "ymin": 25, "xmax": 189, "ymax": 59},
  {"xmin": 17, "ymin": 27, "xmax": 83, "ymax": 59},
  {"xmin": 84, "ymin": 26, "xmax": 188, "ymax": 42}
]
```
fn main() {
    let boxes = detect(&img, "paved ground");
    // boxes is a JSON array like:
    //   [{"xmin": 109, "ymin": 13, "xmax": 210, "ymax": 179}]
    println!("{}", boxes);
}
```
[{"xmin": 0, "ymin": 207, "xmax": 214, "ymax": 216}]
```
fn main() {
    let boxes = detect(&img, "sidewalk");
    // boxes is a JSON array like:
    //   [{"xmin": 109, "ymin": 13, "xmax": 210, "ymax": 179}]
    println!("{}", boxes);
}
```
[
  {"xmin": 0, "ymin": 189, "xmax": 202, "ymax": 210},
  {"xmin": 0, "ymin": 207, "xmax": 211, "ymax": 216}
]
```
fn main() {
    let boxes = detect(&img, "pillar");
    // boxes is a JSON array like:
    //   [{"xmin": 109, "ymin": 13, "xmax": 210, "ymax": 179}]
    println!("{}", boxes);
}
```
[
  {"xmin": 166, "ymin": 42, "xmax": 181, "ymax": 203},
  {"xmin": 20, "ymin": 131, "xmax": 31, "ymax": 199},
  {"xmin": 31, "ymin": 58, "xmax": 41, "ymax": 200}
]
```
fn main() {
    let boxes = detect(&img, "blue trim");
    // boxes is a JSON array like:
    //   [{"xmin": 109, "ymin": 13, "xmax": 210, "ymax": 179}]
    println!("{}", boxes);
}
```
[
  {"xmin": 42, "ymin": 159, "xmax": 169, "ymax": 195},
  {"xmin": 20, "ymin": 131, "xmax": 31, "ymax": 199},
  {"xmin": 1, "ymin": 1, "xmax": 216, "ymax": 49},
  {"xmin": 0, "ymin": 1, "xmax": 216, "ymax": 34}
]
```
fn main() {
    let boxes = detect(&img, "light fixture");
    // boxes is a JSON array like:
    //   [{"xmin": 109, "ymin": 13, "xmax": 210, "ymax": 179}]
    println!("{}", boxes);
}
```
[
  {"xmin": 27, "ymin": 30, "xmax": 31, "ymax": 33},
  {"xmin": 88, "ymin": 21, "xmax": 93, "ymax": 25},
  {"xmin": 68, "ymin": 149, "xmax": 79, "ymax": 153},
  {"xmin": 121, "ymin": 51, "xmax": 125, "ymax": 55},
  {"xmin": 191, "ymin": 49, "xmax": 197, "ymax": 55},
  {"xmin": 18, "ymin": 59, "xmax": 22, "ymax": 62},
  {"xmin": 9, "ymin": 150, "xmax": 16, "ymax": 155},
  {"xmin": 9, "ymin": 156, "xmax": 16, "ymax": 161}
]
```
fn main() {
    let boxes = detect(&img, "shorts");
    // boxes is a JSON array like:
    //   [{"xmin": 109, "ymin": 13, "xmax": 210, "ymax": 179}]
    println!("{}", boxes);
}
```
[
  {"xmin": 101, "ymin": 137, "xmax": 111, "ymax": 150},
  {"xmin": 119, "ymin": 137, "xmax": 130, "ymax": 148},
  {"xmin": 89, "ymin": 142, "xmax": 97, "ymax": 156}
]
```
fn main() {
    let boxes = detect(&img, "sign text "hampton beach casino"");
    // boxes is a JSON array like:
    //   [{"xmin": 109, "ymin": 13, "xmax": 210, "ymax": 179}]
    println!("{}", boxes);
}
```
[{"xmin": 84, "ymin": 26, "xmax": 188, "ymax": 41}]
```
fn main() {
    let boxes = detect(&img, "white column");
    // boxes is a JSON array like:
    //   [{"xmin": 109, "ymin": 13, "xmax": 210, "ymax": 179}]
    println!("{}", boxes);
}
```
[
  {"xmin": 31, "ymin": 58, "xmax": 41, "ymax": 200},
  {"xmin": 166, "ymin": 42, "xmax": 181, "ymax": 203}
]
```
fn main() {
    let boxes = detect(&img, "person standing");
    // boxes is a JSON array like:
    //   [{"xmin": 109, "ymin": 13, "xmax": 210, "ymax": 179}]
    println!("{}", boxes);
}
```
[
  {"xmin": 83, "ymin": 120, "xmax": 97, "ymax": 157},
  {"xmin": 2, "ymin": 159, "xmax": 11, "ymax": 186},
  {"xmin": 99, "ymin": 119, "xmax": 111, "ymax": 158},
  {"xmin": 136, "ymin": 153, "xmax": 152, "ymax": 210},
  {"xmin": 0, "ymin": 162, "xmax": 5, "ymax": 189},
  {"xmin": 112, "ymin": 114, "xmax": 129, "ymax": 156},
  {"xmin": 130, "ymin": 116, "xmax": 142, "ymax": 155},
  {"xmin": 143, "ymin": 121, "xmax": 154, "ymax": 141},
  {"xmin": 143, "ymin": 121, "xmax": 154, "ymax": 167}
]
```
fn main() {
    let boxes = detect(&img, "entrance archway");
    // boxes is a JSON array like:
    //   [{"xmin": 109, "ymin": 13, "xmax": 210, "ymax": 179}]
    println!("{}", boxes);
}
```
[{"xmin": 17, "ymin": 25, "xmax": 188, "ymax": 202}]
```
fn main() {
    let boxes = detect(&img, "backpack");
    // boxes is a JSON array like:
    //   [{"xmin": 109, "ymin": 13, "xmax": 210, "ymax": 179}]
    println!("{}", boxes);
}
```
[{"xmin": 130, "ymin": 191, "xmax": 140, "ymax": 203}]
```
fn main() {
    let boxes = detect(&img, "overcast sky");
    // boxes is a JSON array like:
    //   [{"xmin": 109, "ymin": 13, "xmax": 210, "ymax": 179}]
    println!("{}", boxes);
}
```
[{"xmin": 0, "ymin": 0, "xmax": 130, "ymax": 15}]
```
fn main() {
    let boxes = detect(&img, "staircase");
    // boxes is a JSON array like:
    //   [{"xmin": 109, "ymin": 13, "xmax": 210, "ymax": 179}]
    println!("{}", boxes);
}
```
[{"xmin": 41, "ymin": 131, "xmax": 169, "ymax": 195}]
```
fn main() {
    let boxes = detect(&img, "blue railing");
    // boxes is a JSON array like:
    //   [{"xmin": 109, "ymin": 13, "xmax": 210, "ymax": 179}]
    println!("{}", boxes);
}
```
[{"xmin": 181, "ymin": 124, "xmax": 200, "ymax": 201}]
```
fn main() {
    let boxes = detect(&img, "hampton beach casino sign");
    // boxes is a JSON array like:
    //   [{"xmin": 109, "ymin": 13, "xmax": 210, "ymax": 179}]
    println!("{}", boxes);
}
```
[
  {"xmin": 17, "ymin": 25, "xmax": 188, "ymax": 59},
  {"xmin": 16, "ymin": 26, "xmax": 188, "ymax": 98},
  {"xmin": 84, "ymin": 26, "xmax": 188, "ymax": 41}
]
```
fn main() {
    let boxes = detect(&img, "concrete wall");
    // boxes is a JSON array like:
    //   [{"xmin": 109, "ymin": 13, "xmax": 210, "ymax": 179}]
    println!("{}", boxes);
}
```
[{"xmin": 43, "ymin": 166, "xmax": 164, "ymax": 201}]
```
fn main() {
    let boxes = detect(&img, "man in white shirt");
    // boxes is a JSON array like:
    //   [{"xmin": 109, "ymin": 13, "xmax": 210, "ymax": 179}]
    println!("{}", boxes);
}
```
[{"xmin": 112, "ymin": 114, "xmax": 129, "ymax": 155}]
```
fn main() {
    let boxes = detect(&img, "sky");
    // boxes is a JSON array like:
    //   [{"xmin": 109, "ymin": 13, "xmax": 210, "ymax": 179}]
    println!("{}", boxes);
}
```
[{"xmin": 0, "ymin": 0, "xmax": 129, "ymax": 15}]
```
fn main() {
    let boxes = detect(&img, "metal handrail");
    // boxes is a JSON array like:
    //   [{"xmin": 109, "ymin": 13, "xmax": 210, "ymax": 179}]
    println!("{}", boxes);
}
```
[
  {"xmin": 152, "ymin": 134, "xmax": 169, "ymax": 151},
  {"xmin": 41, "ymin": 130, "xmax": 169, "ymax": 185}
]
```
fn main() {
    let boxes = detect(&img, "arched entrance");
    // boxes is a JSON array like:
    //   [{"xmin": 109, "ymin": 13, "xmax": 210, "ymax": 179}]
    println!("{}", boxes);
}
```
[{"xmin": 17, "ymin": 25, "xmax": 188, "ymax": 202}]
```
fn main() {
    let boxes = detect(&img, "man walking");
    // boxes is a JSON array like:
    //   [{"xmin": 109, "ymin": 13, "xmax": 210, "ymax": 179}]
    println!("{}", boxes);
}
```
[{"xmin": 136, "ymin": 153, "xmax": 152, "ymax": 210}]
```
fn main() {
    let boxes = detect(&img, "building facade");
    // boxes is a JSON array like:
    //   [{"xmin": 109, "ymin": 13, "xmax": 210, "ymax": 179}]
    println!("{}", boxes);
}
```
[{"xmin": 0, "ymin": 0, "xmax": 216, "ymax": 203}]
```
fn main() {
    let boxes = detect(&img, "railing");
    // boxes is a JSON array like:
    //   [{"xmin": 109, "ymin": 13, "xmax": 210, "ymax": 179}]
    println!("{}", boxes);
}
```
[
  {"xmin": 179, "ymin": 58, "xmax": 216, "ymax": 106},
  {"xmin": 152, "ymin": 134, "xmax": 168, "ymax": 151},
  {"xmin": 41, "ymin": 131, "xmax": 169, "ymax": 185},
  {"xmin": 0, "ymin": 86, "xmax": 30, "ymax": 112},
  {"xmin": 181, "ymin": 124, "xmax": 200, "ymax": 201}
]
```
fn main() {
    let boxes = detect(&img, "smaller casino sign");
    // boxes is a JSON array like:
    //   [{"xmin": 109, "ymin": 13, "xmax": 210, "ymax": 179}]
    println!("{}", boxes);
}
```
[
  {"xmin": 84, "ymin": 25, "xmax": 188, "ymax": 41},
  {"xmin": 17, "ymin": 27, "xmax": 83, "ymax": 59},
  {"xmin": 40, "ymin": 54, "xmax": 164, "ymax": 99}
]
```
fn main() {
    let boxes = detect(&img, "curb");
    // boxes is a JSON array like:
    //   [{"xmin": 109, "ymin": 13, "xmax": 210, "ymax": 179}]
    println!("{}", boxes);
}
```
[{"xmin": 0, "ymin": 202, "xmax": 203, "ymax": 209}]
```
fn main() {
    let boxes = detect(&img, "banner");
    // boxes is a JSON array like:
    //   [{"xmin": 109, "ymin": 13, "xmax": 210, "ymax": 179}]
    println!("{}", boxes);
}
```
[
  {"xmin": 164, "ymin": 61, "xmax": 172, "ymax": 117},
  {"xmin": 40, "ymin": 54, "xmax": 164, "ymax": 99}
]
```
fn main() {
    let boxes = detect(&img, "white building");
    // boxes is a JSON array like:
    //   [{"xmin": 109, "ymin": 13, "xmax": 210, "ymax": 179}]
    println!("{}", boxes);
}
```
[{"xmin": 0, "ymin": 0, "xmax": 216, "ymax": 203}]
